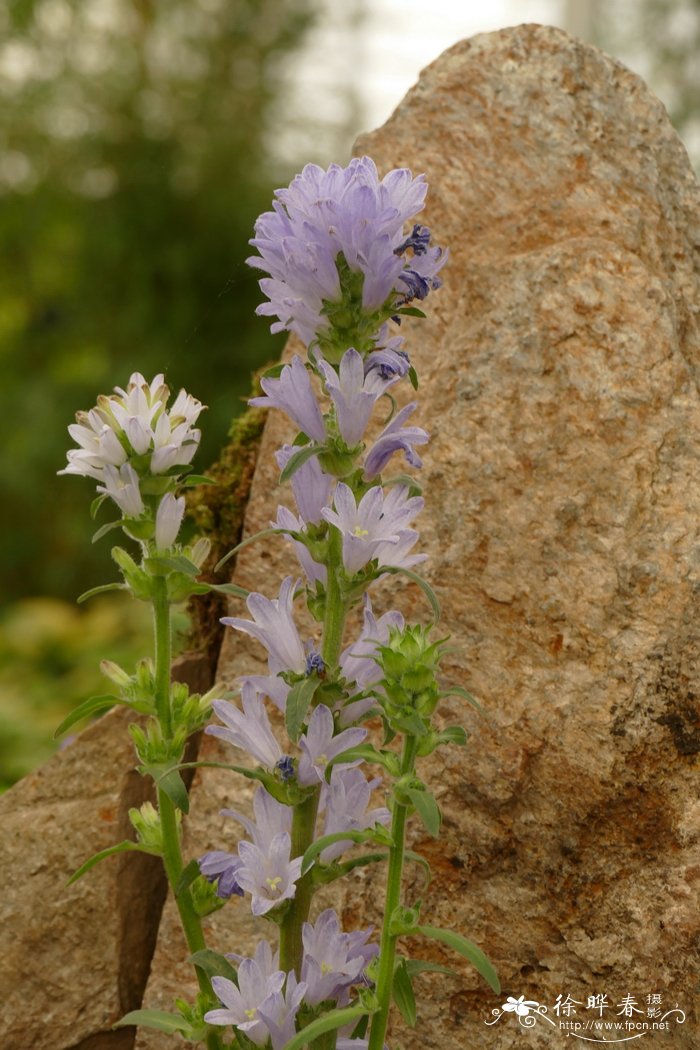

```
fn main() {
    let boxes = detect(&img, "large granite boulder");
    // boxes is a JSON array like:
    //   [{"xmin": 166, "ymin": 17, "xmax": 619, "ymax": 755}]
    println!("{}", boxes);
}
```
[{"xmin": 5, "ymin": 22, "xmax": 700, "ymax": 1049}]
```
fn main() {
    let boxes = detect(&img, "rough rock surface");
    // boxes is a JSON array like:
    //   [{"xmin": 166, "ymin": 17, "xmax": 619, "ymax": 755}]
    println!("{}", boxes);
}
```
[
  {"xmin": 8, "ymin": 21, "xmax": 700, "ymax": 1050},
  {"xmin": 137, "ymin": 23, "xmax": 700, "ymax": 1048}
]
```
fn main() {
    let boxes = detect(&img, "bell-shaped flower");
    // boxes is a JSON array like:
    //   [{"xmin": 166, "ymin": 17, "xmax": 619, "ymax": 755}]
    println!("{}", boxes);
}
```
[
  {"xmin": 363, "ymin": 402, "xmax": 429, "ymax": 479},
  {"xmin": 363, "ymin": 336, "xmax": 411, "ymax": 394},
  {"xmin": 154, "ymin": 492, "xmax": 186, "ymax": 549},
  {"xmin": 301, "ymin": 909, "xmax": 378, "ymax": 1006},
  {"xmin": 222, "ymin": 786, "xmax": 291, "ymax": 853},
  {"xmin": 273, "ymin": 506, "xmax": 327, "ymax": 586},
  {"xmin": 322, "ymin": 484, "xmax": 422, "ymax": 575},
  {"xmin": 320, "ymin": 766, "xmax": 390, "ymax": 862},
  {"xmin": 256, "ymin": 972, "xmax": 307, "ymax": 1050},
  {"xmin": 297, "ymin": 704, "xmax": 367, "ymax": 786},
  {"xmin": 222, "ymin": 577, "xmax": 306, "ymax": 676},
  {"xmin": 205, "ymin": 941, "xmax": 286, "ymax": 1045},
  {"xmin": 275, "ymin": 445, "xmax": 335, "ymax": 525},
  {"xmin": 250, "ymin": 356, "xmax": 326, "ymax": 443},
  {"xmin": 340, "ymin": 596, "xmax": 405, "ymax": 688},
  {"xmin": 206, "ymin": 682, "xmax": 282, "ymax": 768},
  {"xmin": 318, "ymin": 348, "xmax": 380, "ymax": 446},
  {"xmin": 96, "ymin": 463, "xmax": 144, "ymax": 518},
  {"xmin": 198, "ymin": 850, "xmax": 244, "ymax": 899},
  {"xmin": 236, "ymin": 832, "xmax": 302, "ymax": 916}
]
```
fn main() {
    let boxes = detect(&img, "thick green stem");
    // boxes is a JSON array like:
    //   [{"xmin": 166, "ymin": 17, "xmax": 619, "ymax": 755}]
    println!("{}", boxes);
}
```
[
  {"xmin": 368, "ymin": 736, "xmax": 419, "ymax": 1050},
  {"xmin": 279, "ymin": 788, "xmax": 321, "ymax": 976},
  {"xmin": 151, "ymin": 578, "xmax": 222, "ymax": 1050},
  {"xmin": 152, "ymin": 575, "xmax": 172, "ymax": 737},
  {"xmin": 321, "ymin": 526, "xmax": 346, "ymax": 670},
  {"xmin": 280, "ymin": 525, "xmax": 347, "ymax": 978}
]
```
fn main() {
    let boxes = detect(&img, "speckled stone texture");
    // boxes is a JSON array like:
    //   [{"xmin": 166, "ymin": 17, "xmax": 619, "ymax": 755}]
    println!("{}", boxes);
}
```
[
  {"xmin": 10, "ymin": 21, "xmax": 700, "ymax": 1049},
  {"xmin": 139, "ymin": 22, "xmax": 700, "ymax": 1049}
]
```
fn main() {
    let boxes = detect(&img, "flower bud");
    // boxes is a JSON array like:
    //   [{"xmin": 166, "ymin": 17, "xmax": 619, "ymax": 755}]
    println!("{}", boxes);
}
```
[
  {"xmin": 155, "ymin": 492, "xmax": 186, "ymax": 549},
  {"xmin": 375, "ymin": 624, "xmax": 445, "ymax": 730}
]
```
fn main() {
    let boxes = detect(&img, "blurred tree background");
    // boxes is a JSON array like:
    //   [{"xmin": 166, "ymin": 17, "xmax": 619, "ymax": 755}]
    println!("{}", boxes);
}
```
[{"xmin": 0, "ymin": 0, "xmax": 368, "ymax": 787}]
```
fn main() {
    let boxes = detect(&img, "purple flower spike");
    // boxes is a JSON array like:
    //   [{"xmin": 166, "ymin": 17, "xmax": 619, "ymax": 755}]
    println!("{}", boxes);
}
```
[
  {"xmin": 318, "ymin": 348, "xmax": 380, "ymax": 446},
  {"xmin": 249, "ymin": 356, "xmax": 326, "ymax": 443},
  {"xmin": 363, "ymin": 402, "xmax": 429, "ymax": 479},
  {"xmin": 222, "ymin": 577, "xmax": 306, "ymax": 676},
  {"xmin": 247, "ymin": 158, "xmax": 444, "ymax": 348},
  {"xmin": 206, "ymin": 682, "xmax": 282, "ymax": 768},
  {"xmin": 297, "ymin": 704, "xmax": 367, "ymax": 786}
]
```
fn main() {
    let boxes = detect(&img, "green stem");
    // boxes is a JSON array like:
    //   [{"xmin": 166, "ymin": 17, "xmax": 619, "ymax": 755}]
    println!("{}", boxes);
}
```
[
  {"xmin": 279, "ymin": 788, "xmax": 321, "ymax": 976},
  {"xmin": 367, "ymin": 736, "xmax": 418, "ymax": 1050},
  {"xmin": 151, "ymin": 577, "xmax": 222, "ymax": 1050},
  {"xmin": 280, "ymin": 525, "xmax": 347, "ymax": 977},
  {"xmin": 152, "ymin": 575, "xmax": 172, "ymax": 737},
  {"xmin": 321, "ymin": 526, "xmax": 346, "ymax": 670}
]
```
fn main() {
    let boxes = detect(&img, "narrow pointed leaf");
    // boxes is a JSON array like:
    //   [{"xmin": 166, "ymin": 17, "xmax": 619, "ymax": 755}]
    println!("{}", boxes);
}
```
[
  {"xmin": 397, "ymin": 306, "xmax": 427, "ymax": 318},
  {"xmin": 437, "ymin": 725, "xmax": 469, "ymax": 747},
  {"xmin": 415, "ymin": 925, "xmax": 500, "ymax": 993},
  {"xmin": 441, "ymin": 685, "xmax": 484, "ymax": 715},
  {"xmin": 77, "ymin": 582, "xmax": 128, "ymax": 604},
  {"xmin": 261, "ymin": 361, "xmax": 286, "ymax": 380},
  {"xmin": 188, "ymin": 949, "xmax": 238, "ymax": 985},
  {"xmin": 301, "ymin": 829, "xmax": 378, "ymax": 875},
  {"xmin": 215, "ymin": 527, "xmax": 292, "ymax": 572},
  {"xmin": 393, "ymin": 958, "xmax": 417, "ymax": 1027},
  {"xmin": 155, "ymin": 768, "xmax": 190, "ymax": 814},
  {"xmin": 285, "ymin": 676, "xmax": 321, "ymax": 742},
  {"xmin": 383, "ymin": 473, "xmax": 423, "ymax": 496},
  {"xmin": 405, "ymin": 850, "xmax": 432, "ymax": 886},
  {"xmin": 408, "ymin": 365, "xmax": 419, "ymax": 389},
  {"xmin": 405, "ymin": 959, "xmax": 457, "ymax": 979},
  {"xmin": 279, "ymin": 443, "xmax": 322, "ymax": 485},
  {"xmin": 68, "ymin": 840, "xmax": 145, "ymax": 885},
  {"xmin": 406, "ymin": 788, "xmax": 441, "ymax": 837},
  {"xmin": 114, "ymin": 1009, "xmax": 188, "ymax": 1034},
  {"xmin": 204, "ymin": 582, "xmax": 251, "ymax": 599},
  {"xmin": 145, "ymin": 554, "xmax": 200, "ymax": 577},
  {"xmin": 180, "ymin": 474, "xmax": 218, "ymax": 487},
  {"xmin": 90, "ymin": 493, "xmax": 108, "ymax": 519},
  {"xmin": 172, "ymin": 761, "xmax": 290, "ymax": 803},
  {"xmin": 379, "ymin": 565, "xmax": 440, "ymax": 622},
  {"xmin": 281, "ymin": 1005, "xmax": 371, "ymax": 1050},
  {"xmin": 175, "ymin": 858, "xmax": 202, "ymax": 898},
  {"xmin": 92, "ymin": 520, "xmax": 123, "ymax": 544},
  {"xmin": 55, "ymin": 694, "xmax": 119, "ymax": 738}
]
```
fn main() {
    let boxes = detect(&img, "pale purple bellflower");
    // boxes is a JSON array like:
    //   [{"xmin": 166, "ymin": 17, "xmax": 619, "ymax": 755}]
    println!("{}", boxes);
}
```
[
  {"xmin": 363, "ymin": 402, "xmax": 429, "ymax": 479},
  {"xmin": 206, "ymin": 682, "xmax": 282, "ymax": 769},
  {"xmin": 320, "ymin": 766, "xmax": 391, "ymax": 863},
  {"xmin": 222, "ymin": 577, "xmax": 306, "ymax": 676},
  {"xmin": 205, "ymin": 941, "xmax": 286, "ymax": 1045},
  {"xmin": 249, "ymin": 356, "xmax": 326, "ymax": 443},
  {"xmin": 297, "ymin": 704, "xmax": 367, "ymax": 786},
  {"xmin": 301, "ymin": 908, "xmax": 378, "ymax": 1006}
]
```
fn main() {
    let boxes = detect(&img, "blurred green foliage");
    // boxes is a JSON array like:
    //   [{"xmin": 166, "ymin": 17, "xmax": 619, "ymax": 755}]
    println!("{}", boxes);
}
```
[
  {"xmin": 0, "ymin": 0, "xmax": 319, "ymax": 603},
  {"xmin": 0, "ymin": 0, "xmax": 328, "ymax": 785}
]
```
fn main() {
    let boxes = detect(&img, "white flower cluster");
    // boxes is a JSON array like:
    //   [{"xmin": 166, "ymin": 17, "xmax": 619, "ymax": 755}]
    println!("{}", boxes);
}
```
[{"xmin": 60, "ymin": 372, "xmax": 203, "ymax": 536}]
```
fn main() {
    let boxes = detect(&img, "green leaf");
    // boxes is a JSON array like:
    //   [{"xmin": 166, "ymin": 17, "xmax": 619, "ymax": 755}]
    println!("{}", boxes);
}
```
[
  {"xmin": 215, "ymin": 527, "xmax": 292, "ymax": 572},
  {"xmin": 406, "ymin": 788, "xmax": 441, "ymax": 837},
  {"xmin": 379, "ymin": 565, "xmax": 440, "ymax": 622},
  {"xmin": 441, "ymin": 685, "xmax": 484, "ymax": 715},
  {"xmin": 405, "ymin": 850, "xmax": 432, "ymax": 887},
  {"xmin": 437, "ymin": 725, "xmax": 469, "ymax": 747},
  {"xmin": 285, "ymin": 677, "xmax": 321, "ymax": 743},
  {"xmin": 301, "ymin": 829, "xmax": 380, "ymax": 875},
  {"xmin": 393, "ymin": 958, "xmax": 417, "ymax": 1027},
  {"xmin": 281, "ymin": 1005, "xmax": 371, "ymax": 1050},
  {"xmin": 328, "ymin": 744, "xmax": 398, "ymax": 774},
  {"xmin": 90, "ymin": 493, "xmax": 109, "ymax": 519},
  {"xmin": 54, "ymin": 694, "xmax": 119, "ymax": 738},
  {"xmin": 279, "ymin": 443, "xmax": 322, "ymax": 485},
  {"xmin": 68, "ymin": 840, "xmax": 145, "ymax": 885},
  {"xmin": 405, "ymin": 959, "xmax": 457, "ymax": 979},
  {"xmin": 154, "ymin": 767, "xmax": 190, "ymax": 814},
  {"xmin": 204, "ymin": 582, "xmax": 251, "ymax": 599},
  {"xmin": 77, "ymin": 581, "xmax": 128, "ymax": 604},
  {"xmin": 383, "ymin": 473, "xmax": 423, "ymax": 497},
  {"xmin": 172, "ymin": 761, "xmax": 290, "ymax": 803},
  {"xmin": 397, "ymin": 306, "xmax": 427, "ymax": 318},
  {"xmin": 188, "ymin": 948, "xmax": 238, "ymax": 985},
  {"xmin": 175, "ymin": 858, "xmax": 201, "ymax": 898},
  {"xmin": 91, "ymin": 520, "xmax": 123, "ymax": 544},
  {"xmin": 144, "ymin": 554, "xmax": 200, "ymax": 577},
  {"xmin": 113, "ymin": 1009, "xmax": 188, "ymax": 1034},
  {"xmin": 415, "ymin": 926, "xmax": 500, "ymax": 993},
  {"xmin": 261, "ymin": 361, "xmax": 286, "ymax": 380},
  {"xmin": 180, "ymin": 474, "xmax": 218, "ymax": 487}
]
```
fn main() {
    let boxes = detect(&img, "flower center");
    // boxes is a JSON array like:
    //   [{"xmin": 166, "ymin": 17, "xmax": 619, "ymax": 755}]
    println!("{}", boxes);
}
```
[
  {"xmin": 353, "ymin": 525, "xmax": 369, "ymax": 537},
  {"xmin": 245, "ymin": 1008, "xmax": 257, "ymax": 1020},
  {"xmin": 266, "ymin": 876, "xmax": 282, "ymax": 892}
]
